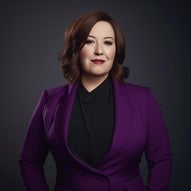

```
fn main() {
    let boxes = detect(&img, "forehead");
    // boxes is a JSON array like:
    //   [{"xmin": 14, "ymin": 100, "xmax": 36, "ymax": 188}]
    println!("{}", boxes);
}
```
[{"xmin": 89, "ymin": 21, "xmax": 115, "ymax": 37}]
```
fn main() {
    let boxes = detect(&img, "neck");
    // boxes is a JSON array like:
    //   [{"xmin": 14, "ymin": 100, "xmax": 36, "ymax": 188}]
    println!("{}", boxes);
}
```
[{"xmin": 81, "ymin": 74, "xmax": 109, "ymax": 92}]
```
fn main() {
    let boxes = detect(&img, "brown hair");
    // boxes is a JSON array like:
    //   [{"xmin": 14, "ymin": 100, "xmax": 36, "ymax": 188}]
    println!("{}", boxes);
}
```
[{"xmin": 58, "ymin": 11, "xmax": 129, "ymax": 83}]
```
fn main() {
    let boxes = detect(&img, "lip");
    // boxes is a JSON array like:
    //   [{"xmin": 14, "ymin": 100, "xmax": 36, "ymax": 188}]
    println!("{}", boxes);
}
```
[{"xmin": 91, "ymin": 59, "xmax": 105, "ymax": 64}]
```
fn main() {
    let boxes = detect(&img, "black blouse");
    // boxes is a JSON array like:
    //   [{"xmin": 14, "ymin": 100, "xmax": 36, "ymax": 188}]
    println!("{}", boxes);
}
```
[{"xmin": 68, "ymin": 76, "xmax": 115, "ymax": 166}]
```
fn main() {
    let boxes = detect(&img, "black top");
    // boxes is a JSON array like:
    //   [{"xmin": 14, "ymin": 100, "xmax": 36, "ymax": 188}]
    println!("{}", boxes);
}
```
[{"xmin": 68, "ymin": 76, "xmax": 115, "ymax": 166}]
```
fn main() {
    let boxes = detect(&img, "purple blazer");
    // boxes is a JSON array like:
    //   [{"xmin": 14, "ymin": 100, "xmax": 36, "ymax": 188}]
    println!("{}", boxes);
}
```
[{"xmin": 19, "ymin": 80, "xmax": 172, "ymax": 191}]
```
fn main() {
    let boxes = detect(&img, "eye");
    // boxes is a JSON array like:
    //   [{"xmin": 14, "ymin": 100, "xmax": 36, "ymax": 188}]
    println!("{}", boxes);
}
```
[
  {"xmin": 104, "ymin": 41, "xmax": 113, "ymax": 46},
  {"xmin": 85, "ymin": 39, "xmax": 94, "ymax": 44}
]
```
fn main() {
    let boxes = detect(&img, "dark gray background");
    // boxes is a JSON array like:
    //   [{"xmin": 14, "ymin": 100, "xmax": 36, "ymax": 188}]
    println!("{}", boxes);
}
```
[{"xmin": 1, "ymin": 0, "xmax": 191, "ymax": 190}]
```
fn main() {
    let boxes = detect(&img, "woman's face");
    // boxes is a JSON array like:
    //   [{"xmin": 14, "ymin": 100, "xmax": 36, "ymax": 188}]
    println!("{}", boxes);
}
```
[{"xmin": 79, "ymin": 21, "xmax": 116, "ymax": 79}]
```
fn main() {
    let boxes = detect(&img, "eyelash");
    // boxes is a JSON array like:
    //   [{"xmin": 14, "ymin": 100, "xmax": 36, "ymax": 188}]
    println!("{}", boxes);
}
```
[
  {"xmin": 85, "ymin": 39, "xmax": 94, "ymax": 44},
  {"xmin": 85, "ymin": 39, "xmax": 113, "ymax": 46},
  {"xmin": 104, "ymin": 41, "xmax": 113, "ymax": 46}
]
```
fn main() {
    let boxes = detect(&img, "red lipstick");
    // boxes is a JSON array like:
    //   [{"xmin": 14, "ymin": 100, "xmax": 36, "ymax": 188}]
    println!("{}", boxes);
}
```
[{"xmin": 91, "ymin": 59, "xmax": 105, "ymax": 64}]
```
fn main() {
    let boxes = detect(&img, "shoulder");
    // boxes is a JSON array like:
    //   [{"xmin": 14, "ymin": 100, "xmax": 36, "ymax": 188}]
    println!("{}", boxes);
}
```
[
  {"xmin": 115, "ymin": 81, "xmax": 156, "ymax": 106},
  {"xmin": 120, "ymin": 81, "xmax": 160, "ymax": 108},
  {"xmin": 123, "ymin": 81, "xmax": 149, "ymax": 91},
  {"xmin": 116, "ymin": 81, "xmax": 150, "ymax": 96},
  {"xmin": 41, "ymin": 84, "xmax": 69, "ymax": 104},
  {"xmin": 45, "ymin": 84, "xmax": 69, "ymax": 97}
]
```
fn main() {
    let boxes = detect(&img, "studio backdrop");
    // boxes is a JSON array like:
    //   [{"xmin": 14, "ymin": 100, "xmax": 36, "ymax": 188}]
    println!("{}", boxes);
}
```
[{"xmin": 0, "ymin": 0, "xmax": 190, "ymax": 190}]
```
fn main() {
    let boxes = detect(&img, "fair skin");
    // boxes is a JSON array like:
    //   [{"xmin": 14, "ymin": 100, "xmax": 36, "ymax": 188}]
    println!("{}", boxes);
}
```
[{"xmin": 79, "ymin": 21, "xmax": 116, "ymax": 92}]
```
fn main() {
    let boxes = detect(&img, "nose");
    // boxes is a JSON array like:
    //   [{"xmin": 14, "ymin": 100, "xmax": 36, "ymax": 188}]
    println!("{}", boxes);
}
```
[{"xmin": 94, "ymin": 43, "xmax": 103, "ymax": 55}]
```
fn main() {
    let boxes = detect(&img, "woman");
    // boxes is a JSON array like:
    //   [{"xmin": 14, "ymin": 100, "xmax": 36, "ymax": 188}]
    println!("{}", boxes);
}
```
[{"xmin": 19, "ymin": 11, "xmax": 172, "ymax": 191}]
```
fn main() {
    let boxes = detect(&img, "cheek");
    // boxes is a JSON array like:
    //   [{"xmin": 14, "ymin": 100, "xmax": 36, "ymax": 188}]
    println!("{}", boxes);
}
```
[
  {"xmin": 80, "ymin": 49, "xmax": 86, "ymax": 59},
  {"xmin": 79, "ymin": 48, "xmax": 91, "ymax": 71},
  {"xmin": 107, "ymin": 48, "xmax": 116, "ymax": 60},
  {"xmin": 80, "ymin": 46, "xmax": 91, "ymax": 60}
]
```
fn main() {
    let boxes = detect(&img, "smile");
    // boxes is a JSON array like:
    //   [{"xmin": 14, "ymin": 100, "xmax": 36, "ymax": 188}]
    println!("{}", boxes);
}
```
[{"xmin": 91, "ymin": 59, "xmax": 105, "ymax": 64}]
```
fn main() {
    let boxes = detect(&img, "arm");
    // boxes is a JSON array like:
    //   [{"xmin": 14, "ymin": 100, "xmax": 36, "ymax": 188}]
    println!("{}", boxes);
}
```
[
  {"xmin": 145, "ymin": 89, "xmax": 172, "ymax": 191},
  {"xmin": 19, "ymin": 90, "xmax": 49, "ymax": 191}
]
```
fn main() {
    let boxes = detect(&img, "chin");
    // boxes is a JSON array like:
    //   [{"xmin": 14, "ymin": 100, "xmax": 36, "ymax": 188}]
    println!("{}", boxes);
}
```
[
  {"xmin": 91, "ymin": 73, "xmax": 109, "ymax": 78},
  {"xmin": 92, "ymin": 69, "xmax": 110, "ymax": 76}
]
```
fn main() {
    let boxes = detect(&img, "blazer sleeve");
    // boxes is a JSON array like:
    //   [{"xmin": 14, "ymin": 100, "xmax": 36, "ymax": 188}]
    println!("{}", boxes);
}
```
[
  {"xmin": 145, "ymin": 88, "xmax": 172, "ymax": 191},
  {"xmin": 19, "ymin": 90, "xmax": 49, "ymax": 191}
]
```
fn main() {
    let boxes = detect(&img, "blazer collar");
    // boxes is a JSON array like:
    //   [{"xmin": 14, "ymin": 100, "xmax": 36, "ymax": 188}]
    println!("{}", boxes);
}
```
[
  {"xmin": 54, "ymin": 80, "xmax": 133, "ymax": 172},
  {"xmin": 55, "ymin": 82, "xmax": 103, "ymax": 174},
  {"xmin": 95, "ymin": 80, "xmax": 133, "ymax": 168}
]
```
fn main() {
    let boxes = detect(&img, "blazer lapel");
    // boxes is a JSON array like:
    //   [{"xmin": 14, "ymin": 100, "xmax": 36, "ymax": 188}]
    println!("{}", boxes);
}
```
[
  {"xmin": 96, "ymin": 80, "xmax": 133, "ymax": 167},
  {"xmin": 53, "ymin": 82, "xmax": 103, "ymax": 173},
  {"xmin": 53, "ymin": 83, "xmax": 77, "ymax": 154},
  {"xmin": 53, "ymin": 80, "xmax": 133, "ymax": 172}
]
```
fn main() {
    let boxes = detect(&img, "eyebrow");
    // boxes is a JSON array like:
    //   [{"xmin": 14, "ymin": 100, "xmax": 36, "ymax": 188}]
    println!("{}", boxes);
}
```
[{"xmin": 88, "ymin": 35, "xmax": 115, "ymax": 40}]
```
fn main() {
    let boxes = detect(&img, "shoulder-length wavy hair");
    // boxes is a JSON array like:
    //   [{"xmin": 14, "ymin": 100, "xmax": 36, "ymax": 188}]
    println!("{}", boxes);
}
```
[{"xmin": 58, "ymin": 10, "xmax": 129, "ymax": 83}]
